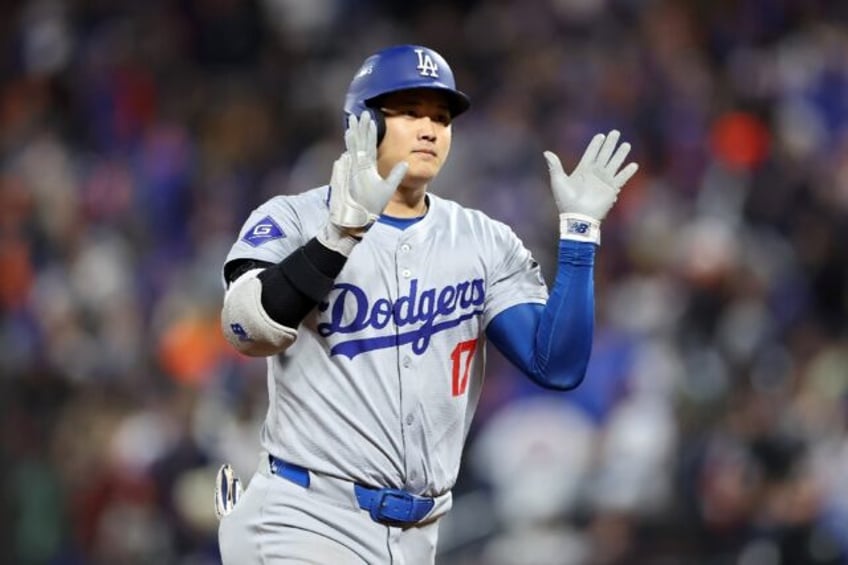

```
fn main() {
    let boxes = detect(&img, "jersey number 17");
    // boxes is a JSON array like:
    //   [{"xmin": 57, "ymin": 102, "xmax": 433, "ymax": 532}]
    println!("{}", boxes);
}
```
[{"xmin": 450, "ymin": 339, "xmax": 478, "ymax": 397}]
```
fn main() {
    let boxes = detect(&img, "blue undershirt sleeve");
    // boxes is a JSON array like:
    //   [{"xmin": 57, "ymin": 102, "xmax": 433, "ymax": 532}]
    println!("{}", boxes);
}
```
[{"xmin": 485, "ymin": 240, "xmax": 596, "ymax": 390}]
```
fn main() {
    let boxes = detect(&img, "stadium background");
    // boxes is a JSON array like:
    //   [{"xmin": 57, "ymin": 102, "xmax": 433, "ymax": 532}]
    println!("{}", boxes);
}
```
[{"xmin": 1, "ymin": 0, "xmax": 847, "ymax": 563}]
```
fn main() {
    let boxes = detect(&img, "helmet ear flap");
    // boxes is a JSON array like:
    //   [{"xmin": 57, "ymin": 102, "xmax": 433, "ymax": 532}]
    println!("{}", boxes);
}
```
[{"xmin": 370, "ymin": 108, "xmax": 386, "ymax": 146}]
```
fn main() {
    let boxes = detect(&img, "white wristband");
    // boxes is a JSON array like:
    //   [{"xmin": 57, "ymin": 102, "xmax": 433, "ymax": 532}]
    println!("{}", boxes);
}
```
[{"xmin": 559, "ymin": 213, "xmax": 601, "ymax": 245}]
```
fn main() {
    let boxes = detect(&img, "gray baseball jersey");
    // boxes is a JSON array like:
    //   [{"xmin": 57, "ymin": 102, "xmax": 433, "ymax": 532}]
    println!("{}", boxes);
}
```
[{"xmin": 225, "ymin": 185, "xmax": 547, "ymax": 497}]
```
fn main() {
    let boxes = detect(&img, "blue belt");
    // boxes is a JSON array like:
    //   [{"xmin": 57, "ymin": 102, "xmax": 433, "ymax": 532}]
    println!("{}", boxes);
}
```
[{"xmin": 268, "ymin": 455, "xmax": 435, "ymax": 526}]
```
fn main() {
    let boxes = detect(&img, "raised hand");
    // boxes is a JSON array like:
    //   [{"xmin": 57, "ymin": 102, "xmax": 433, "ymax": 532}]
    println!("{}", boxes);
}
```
[
  {"xmin": 329, "ymin": 111, "xmax": 409, "ymax": 230},
  {"xmin": 544, "ymin": 130, "xmax": 638, "ymax": 243}
]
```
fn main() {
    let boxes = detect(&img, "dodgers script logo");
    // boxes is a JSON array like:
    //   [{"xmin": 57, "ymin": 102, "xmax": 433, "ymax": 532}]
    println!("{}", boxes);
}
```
[{"xmin": 317, "ymin": 278, "xmax": 485, "ymax": 359}]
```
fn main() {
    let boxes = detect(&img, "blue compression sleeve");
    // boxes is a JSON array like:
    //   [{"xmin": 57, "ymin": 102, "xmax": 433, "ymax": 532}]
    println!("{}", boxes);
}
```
[{"xmin": 485, "ymin": 240, "xmax": 595, "ymax": 390}]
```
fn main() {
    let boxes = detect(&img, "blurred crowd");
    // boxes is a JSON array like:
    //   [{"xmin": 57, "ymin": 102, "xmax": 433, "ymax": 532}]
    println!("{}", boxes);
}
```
[{"xmin": 1, "ymin": 0, "xmax": 847, "ymax": 563}]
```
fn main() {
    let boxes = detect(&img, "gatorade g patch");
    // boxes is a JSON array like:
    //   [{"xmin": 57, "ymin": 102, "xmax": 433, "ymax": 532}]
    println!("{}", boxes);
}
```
[{"xmin": 243, "ymin": 216, "xmax": 285, "ymax": 247}]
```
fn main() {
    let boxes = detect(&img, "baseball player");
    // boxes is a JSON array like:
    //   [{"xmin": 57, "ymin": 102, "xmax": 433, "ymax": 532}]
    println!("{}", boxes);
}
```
[{"xmin": 216, "ymin": 44, "xmax": 638, "ymax": 564}]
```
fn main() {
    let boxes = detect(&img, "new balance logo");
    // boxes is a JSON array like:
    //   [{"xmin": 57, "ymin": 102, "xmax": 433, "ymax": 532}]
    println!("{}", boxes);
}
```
[
  {"xmin": 569, "ymin": 221, "xmax": 590, "ymax": 234},
  {"xmin": 415, "ymin": 49, "xmax": 439, "ymax": 78}
]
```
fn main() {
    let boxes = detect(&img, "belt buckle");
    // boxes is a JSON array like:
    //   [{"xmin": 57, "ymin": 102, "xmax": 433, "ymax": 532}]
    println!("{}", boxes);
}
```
[{"xmin": 370, "ymin": 488, "xmax": 415, "ymax": 525}]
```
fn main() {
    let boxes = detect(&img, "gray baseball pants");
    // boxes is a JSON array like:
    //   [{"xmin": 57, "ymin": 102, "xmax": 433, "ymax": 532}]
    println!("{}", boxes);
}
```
[{"xmin": 218, "ymin": 453, "xmax": 452, "ymax": 564}]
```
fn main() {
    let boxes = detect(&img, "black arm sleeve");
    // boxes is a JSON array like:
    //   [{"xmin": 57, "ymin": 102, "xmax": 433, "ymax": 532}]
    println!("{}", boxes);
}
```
[
  {"xmin": 224, "ymin": 259, "xmax": 274, "ymax": 286},
  {"xmin": 223, "ymin": 238, "xmax": 348, "ymax": 329}
]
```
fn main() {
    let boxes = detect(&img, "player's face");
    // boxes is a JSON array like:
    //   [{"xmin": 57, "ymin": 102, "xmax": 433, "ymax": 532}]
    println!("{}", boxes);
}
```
[{"xmin": 376, "ymin": 89, "xmax": 453, "ymax": 189}]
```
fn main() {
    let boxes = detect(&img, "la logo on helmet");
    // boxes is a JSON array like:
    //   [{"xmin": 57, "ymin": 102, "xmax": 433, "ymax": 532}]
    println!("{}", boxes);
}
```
[{"xmin": 415, "ymin": 49, "xmax": 439, "ymax": 78}]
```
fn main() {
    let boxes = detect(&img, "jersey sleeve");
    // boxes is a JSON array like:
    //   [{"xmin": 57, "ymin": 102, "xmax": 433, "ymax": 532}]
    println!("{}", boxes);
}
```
[
  {"xmin": 222, "ymin": 195, "xmax": 313, "ymax": 286},
  {"xmin": 482, "ymin": 223, "xmax": 549, "ymax": 328}
]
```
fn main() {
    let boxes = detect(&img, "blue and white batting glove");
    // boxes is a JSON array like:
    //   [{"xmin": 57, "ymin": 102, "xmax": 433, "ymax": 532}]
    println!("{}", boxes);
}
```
[
  {"xmin": 214, "ymin": 463, "xmax": 243, "ymax": 520},
  {"xmin": 544, "ymin": 130, "xmax": 638, "ymax": 245}
]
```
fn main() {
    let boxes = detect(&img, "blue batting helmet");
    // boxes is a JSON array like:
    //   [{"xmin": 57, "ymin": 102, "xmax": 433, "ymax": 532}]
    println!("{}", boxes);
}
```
[{"xmin": 344, "ymin": 45, "xmax": 470, "ymax": 142}]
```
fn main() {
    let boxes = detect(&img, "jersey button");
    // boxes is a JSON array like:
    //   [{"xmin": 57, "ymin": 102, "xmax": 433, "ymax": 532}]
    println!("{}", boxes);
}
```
[
  {"xmin": 400, "ymin": 244, "xmax": 411, "ymax": 252},
  {"xmin": 406, "ymin": 414, "xmax": 414, "ymax": 425},
  {"xmin": 402, "ymin": 269, "xmax": 411, "ymax": 278},
  {"xmin": 402, "ymin": 356, "xmax": 411, "ymax": 368}
]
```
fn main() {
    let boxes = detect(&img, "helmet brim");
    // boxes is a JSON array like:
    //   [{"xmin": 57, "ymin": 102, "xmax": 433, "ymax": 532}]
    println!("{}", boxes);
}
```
[{"xmin": 365, "ymin": 85, "xmax": 471, "ymax": 118}]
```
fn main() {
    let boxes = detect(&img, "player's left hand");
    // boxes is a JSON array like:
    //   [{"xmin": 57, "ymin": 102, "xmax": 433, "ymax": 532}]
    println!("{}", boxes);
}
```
[
  {"xmin": 544, "ymin": 130, "xmax": 638, "ymax": 243},
  {"xmin": 544, "ymin": 130, "xmax": 638, "ymax": 220}
]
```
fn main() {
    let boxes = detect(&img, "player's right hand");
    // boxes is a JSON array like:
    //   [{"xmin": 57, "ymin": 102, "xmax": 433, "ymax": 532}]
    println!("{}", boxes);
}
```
[{"xmin": 329, "ymin": 111, "xmax": 408, "ymax": 231}]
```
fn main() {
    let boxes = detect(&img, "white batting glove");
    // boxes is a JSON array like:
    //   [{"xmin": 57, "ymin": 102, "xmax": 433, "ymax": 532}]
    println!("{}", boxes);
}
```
[
  {"xmin": 544, "ymin": 130, "xmax": 638, "ymax": 244},
  {"xmin": 318, "ymin": 111, "xmax": 409, "ymax": 255}
]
